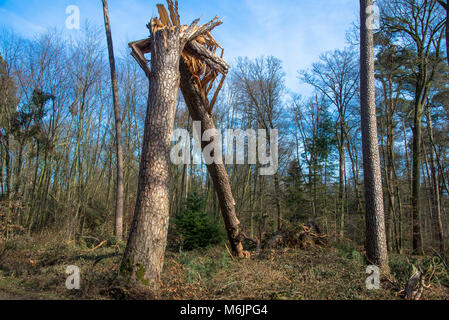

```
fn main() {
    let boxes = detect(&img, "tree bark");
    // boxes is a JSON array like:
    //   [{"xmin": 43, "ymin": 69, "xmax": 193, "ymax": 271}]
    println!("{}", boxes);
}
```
[
  {"xmin": 121, "ymin": 13, "xmax": 223, "ymax": 294},
  {"xmin": 360, "ymin": 0, "xmax": 389, "ymax": 274},
  {"xmin": 102, "ymin": 0, "xmax": 124, "ymax": 241},
  {"xmin": 179, "ymin": 59, "xmax": 246, "ymax": 257},
  {"xmin": 425, "ymin": 107, "xmax": 445, "ymax": 252},
  {"xmin": 121, "ymin": 26, "xmax": 181, "ymax": 292},
  {"xmin": 411, "ymin": 96, "xmax": 425, "ymax": 255}
]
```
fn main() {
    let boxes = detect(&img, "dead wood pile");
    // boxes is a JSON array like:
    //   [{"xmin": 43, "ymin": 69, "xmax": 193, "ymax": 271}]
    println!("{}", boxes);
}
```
[{"xmin": 263, "ymin": 222, "xmax": 328, "ymax": 250}]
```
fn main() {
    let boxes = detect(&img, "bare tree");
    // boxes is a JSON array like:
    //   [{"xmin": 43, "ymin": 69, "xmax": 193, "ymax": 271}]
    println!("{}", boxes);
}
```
[
  {"xmin": 300, "ymin": 49, "xmax": 359, "ymax": 238},
  {"xmin": 233, "ymin": 57, "xmax": 284, "ymax": 231},
  {"xmin": 101, "ymin": 0, "xmax": 124, "ymax": 240}
]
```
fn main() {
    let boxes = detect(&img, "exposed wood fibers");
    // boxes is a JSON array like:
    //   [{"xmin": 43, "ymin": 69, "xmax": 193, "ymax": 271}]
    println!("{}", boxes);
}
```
[{"xmin": 129, "ymin": 0, "xmax": 226, "ymax": 114}]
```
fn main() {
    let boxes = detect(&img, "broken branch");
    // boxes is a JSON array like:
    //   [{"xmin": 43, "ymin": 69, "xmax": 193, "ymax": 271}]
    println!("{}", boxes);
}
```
[
  {"xmin": 129, "ymin": 38, "xmax": 152, "ymax": 78},
  {"xmin": 184, "ymin": 40, "xmax": 229, "ymax": 74},
  {"xmin": 183, "ymin": 16, "xmax": 222, "ymax": 43}
]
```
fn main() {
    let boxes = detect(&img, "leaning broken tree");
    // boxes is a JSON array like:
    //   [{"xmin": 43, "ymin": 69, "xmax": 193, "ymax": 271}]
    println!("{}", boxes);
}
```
[
  {"xmin": 129, "ymin": 2, "xmax": 248, "ymax": 259},
  {"xmin": 179, "ymin": 55, "xmax": 248, "ymax": 259},
  {"xmin": 120, "ymin": 1, "xmax": 226, "ymax": 292}
]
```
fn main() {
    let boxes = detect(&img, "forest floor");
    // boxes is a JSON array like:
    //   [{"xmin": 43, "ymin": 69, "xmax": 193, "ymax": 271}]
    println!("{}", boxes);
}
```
[{"xmin": 0, "ymin": 234, "xmax": 448, "ymax": 300}]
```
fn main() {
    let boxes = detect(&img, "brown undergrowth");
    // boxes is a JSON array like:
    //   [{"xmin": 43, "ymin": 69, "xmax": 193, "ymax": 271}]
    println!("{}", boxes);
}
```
[{"xmin": 0, "ymin": 234, "xmax": 448, "ymax": 300}]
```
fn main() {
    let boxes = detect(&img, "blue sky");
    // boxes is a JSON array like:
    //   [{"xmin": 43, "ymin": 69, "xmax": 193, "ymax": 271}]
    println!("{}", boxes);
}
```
[{"xmin": 0, "ymin": 0, "xmax": 358, "ymax": 94}]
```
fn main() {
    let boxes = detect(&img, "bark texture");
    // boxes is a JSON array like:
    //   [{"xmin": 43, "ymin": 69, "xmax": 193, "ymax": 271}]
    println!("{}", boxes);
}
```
[
  {"xmin": 121, "ymin": 9, "xmax": 223, "ymax": 293},
  {"xmin": 360, "ymin": 0, "xmax": 390, "ymax": 274},
  {"xmin": 179, "ymin": 59, "xmax": 246, "ymax": 257},
  {"xmin": 121, "ymin": 25, "xmax": 182, "ymax": 292}
]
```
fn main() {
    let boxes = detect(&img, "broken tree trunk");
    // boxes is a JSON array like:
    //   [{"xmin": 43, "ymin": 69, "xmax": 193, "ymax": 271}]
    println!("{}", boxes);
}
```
[
  {"xmin": 121, "ymin": 2, "xmax": 223, "ymax": 293},
  {"xmin": 128, "ymin": 1, "xmax": 248, "ymax": 259},
  {"xmin": 179, "ymin": 59, "xmax": 247, "ymax": 258}
]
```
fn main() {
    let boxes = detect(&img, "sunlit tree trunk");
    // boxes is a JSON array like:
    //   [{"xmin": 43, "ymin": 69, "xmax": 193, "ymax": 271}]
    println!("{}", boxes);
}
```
[
  {"xmin": 102, "ymin": 0, "xmax": 124, "ymax": 240},
  {"xmin": 122, "ymin": 12, "xmax": 223, "ymax": 293},
  {"xmin": 360, "ymin": 0, "xmax": 389, "ymax": 274}
]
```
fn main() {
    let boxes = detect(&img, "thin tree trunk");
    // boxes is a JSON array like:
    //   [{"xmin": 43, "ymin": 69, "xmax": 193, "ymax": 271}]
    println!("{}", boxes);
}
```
[
  {"xmin": 425, "ymin": 107, "xmax": 445, "ymax": 252},
  {"xmin": 423, "ymin": 143, "xmax": 436, "ymax": 245},
  {"xmin": 102, "ymin": 0, "xmax": 124, "ymax": 241},
  {"xmin": 437, "ymin": 1, "xmax": 449, "ymax": 65},
  {"xmin": 412, "ymin": 97, "xmax": 425, "ymax": 255},
  {"xmin": 338, "ymin": 128, "xmax": 345, "ymax": 238}
]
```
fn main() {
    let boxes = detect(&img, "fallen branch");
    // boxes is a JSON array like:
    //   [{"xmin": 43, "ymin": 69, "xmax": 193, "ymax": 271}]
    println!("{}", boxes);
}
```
[
  {"xmin": 224, "ymin": 243, "xmax": 235, "ymax": 261},
  {"xmin": 91, "ymin": 240, "xmax": 107, "ymax": 252}
]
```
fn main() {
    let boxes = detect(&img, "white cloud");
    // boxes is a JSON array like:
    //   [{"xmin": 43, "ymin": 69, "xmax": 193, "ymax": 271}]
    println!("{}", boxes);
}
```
[{"xmin": 0, "ymin": 8, "xmax": 45, "ymax": 35}]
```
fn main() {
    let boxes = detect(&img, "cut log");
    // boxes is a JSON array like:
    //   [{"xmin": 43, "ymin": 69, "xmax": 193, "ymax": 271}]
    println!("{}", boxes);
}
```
[{"xmin": 404, "ymin": 269, "xmax": 424, "ymax": 300}]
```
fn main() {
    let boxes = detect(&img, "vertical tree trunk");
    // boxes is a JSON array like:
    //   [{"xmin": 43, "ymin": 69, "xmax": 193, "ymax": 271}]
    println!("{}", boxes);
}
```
[
  {"xmin": 423, "ymin": 143, "xmax": 436, "ymax": 243},
  {"xmin": 269, "ymin": 126, "xmax": 282, "ymax": 231},
  {"xmin": 121, "ymin": 26, "xmax": 183, "ymax": 293},
  {"xmin": 425, "ymin": 107, "xmax": 445, "ymax": 252},
  {"xmin": 446, "ymin": 3, "xmax": 449, "ymax": 66},
  {"xmin": 437, "ymin": 1, "xmax": 449, "ymax": 66},
  {"xmin": 411, "ymin": 98, "xmax": 424, "ymax": 255},
  {"xmin": 338, "ymin": 128, "xmax": 345, "ymax": 238},
  {"xmin": 4, "ymin": 135, "xmax": 10, "ymax": 200},
  {"xmin": 102, "ymin": 0, "xmax": 124, "ymax": 240},
  {"xmin": 4, "ymin": 134, "xmax": 11, "ymax": 239},
  {"xmin": 122, "ymin": 12, "xmax": 223, "ymax": 293},
  {"xmin": 360, "ymin": 0, "xmax": 389, "ymax": 274}
]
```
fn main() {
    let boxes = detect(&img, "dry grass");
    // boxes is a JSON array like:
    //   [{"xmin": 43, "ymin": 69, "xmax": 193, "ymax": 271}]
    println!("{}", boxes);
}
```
[{"xmin": 0, "ymin": 234, "xmax": 448, "ymax": 300}]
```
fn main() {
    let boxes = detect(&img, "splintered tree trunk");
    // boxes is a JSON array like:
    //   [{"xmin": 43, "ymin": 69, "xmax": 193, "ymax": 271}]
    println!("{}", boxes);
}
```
[
  {"xmin": 121, "ymin": 10, "xmax": 223, "ymax": 293},
  {"xmin": 360, "ymin": 0, "xmax": 389, "ymax": 274},
  {"xmin": 102, "ymin": 0, "xmax": 124, "ymax": 240},
  {"xmin": 121, "ymin": 25, "xmax": 184, "ymax": 292},
  {"xmin": 179, "ymin": 59, "xmax": 245, "ymax": 257}
]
